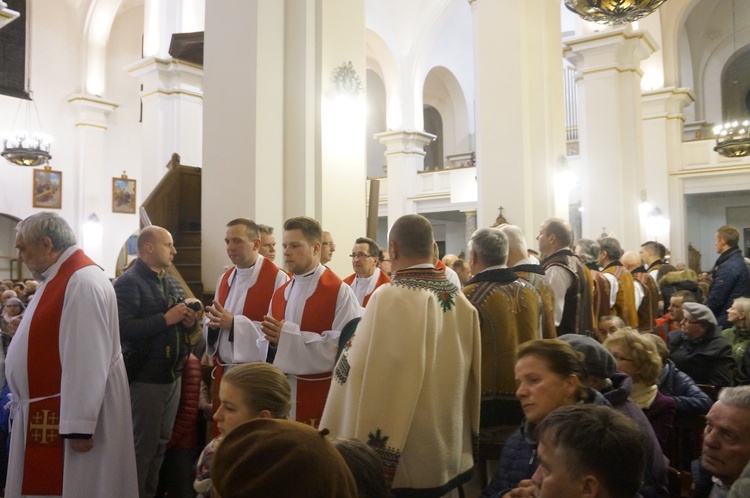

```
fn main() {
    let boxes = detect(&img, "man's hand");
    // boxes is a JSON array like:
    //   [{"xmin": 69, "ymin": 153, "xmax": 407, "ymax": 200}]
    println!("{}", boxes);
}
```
[
  {"xmin": 70, "ymin": 438, "xmax": 94, "ymax": 453},
  {"xmin": 261, "ymin": 315, "xmax": 284, "ymax": 345},
  {"xmin": 507, "ymin": 479, "xmax": 537, "ymax": 498},
  {"xmin": 165, "ymin": 303, "xmax": 189, "ymax": 326},
  {"xmin": 206, "ymin": 301, "xmax": 234, "ymax": 329},
  {"xmin": 181, "ymin": 306, "xmax": 197, "ymax": 328}
]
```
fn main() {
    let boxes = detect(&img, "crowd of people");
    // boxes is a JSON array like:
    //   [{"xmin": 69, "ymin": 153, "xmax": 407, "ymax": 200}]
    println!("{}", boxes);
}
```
[{"xmin": 4, "ymin": 211, "xmax": 750, "ymax": 497}]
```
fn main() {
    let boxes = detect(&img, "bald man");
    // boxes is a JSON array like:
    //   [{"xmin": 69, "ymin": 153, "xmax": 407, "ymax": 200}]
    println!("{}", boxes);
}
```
[
  {"xmin": 323, "ymin": 214, "xmax": 480, "ymax": 496},
  {"xmin": 114, "ymin": 225, "xmax": 198, "ymax": 498}
]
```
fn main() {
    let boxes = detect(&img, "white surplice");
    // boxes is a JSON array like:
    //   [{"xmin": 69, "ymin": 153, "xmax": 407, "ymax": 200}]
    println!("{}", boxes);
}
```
[
  {"xmin": 204, "ymin": 255, "xmax": 289, "ymax": 364},
  {"xmin": 5, "ymin": 246, "xmax": 138, "ymax": 498}
]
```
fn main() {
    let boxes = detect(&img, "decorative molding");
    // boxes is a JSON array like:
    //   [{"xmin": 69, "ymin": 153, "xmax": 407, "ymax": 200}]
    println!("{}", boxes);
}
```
[{"xmin": 331, "ymin": 61, "xmax": 364, "ymax": 96}]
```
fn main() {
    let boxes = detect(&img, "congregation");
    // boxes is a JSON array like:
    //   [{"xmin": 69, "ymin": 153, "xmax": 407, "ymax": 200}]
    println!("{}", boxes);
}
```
[{"xmin": 4, "ymin": 212, "xmax": 750, "ymax": 498}]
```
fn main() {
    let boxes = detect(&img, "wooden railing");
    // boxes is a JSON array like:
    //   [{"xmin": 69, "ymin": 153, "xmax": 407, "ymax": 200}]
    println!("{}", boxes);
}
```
[{"xmin": 139, "ymin": 153, "xmax": 201, "ymax": 298}]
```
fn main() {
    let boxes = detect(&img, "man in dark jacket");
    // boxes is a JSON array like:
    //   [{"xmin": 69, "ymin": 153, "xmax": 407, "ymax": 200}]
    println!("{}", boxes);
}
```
[
  {"xmin": 667, "ymin": 302, "xmax": 734, "ymax": 388},
  {"xmin": 114, "ymin": 226, "xmax": 198, "ymax": 498},
  {"xmin": 706, "ymin": 225, "xmax": 750, "ymax": 328}
]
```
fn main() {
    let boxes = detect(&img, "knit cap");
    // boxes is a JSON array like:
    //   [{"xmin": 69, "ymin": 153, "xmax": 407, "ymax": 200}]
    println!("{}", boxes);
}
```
[{"xmin": 559, "ymin": 334, "xmax": 616, "ymax": 379}]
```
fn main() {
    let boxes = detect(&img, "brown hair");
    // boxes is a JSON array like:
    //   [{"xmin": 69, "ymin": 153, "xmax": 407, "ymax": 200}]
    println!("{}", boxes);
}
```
[
  {"xmin": 517, "ymin": 339, "xmax": 588, "ymax": 401},
  {"xmin": 717, "ymin": 225, "xmax": 740, "ymax": 248},
  {"xmin": 227, "ymin": 218, "xmax": 260, "ymax": 240},
  {"xmin": 284, "ymin": 217, "xmax": 323, "ymax": 244},
  {"xmin": 222, "ymin": 363, "xmax": 292, "ymax": 419}
]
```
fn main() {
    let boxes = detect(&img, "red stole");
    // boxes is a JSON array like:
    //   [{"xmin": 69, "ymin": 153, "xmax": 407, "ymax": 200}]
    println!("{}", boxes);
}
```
[
  {"xmin": 212, "ymin": 258, "xmax": 281, "ymax": 436},
  {"xmin": 343, "ymin": 270, "xmax": 391, "ymax": 307},
  {"xmin": 23, "ymin": 249, "xmax": 96, "ymax": 495},
  {"xmin": 217, "ymin": 258, "xmax": 280, "ymax": 322},
  {"xmin": 270, "ymin": 268, "xmax": 341, "ymax": 426}
]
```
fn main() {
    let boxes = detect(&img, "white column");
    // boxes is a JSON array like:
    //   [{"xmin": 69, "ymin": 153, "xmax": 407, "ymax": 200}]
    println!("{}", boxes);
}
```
[
  {"xmin": 375, "ymin": 130, "xmax": 435, "ymax": 231},
  {"xmin": 126, "ymin": 58, "xmax": 203, "ymax": 196},
  {"xmin": 471, "ymin": 0, "xmax": 566, "ymax": 237},
  {"xmin": 67, "ymin": 94, "xmax": 129, "ymax": 277},
  {"xmin": 202, "ymin": 0, "xmax": 285, "ymax": 285},
  {"xmin": 565, "ymin": 27, "xmax": 655, "ymax": 248},
  {"xmin": 642, "ymin": 87, "xmax": 693, "ymax": 259},
  {"xmin": 317, "ymin": 0, "xmax": 367, "ymax": 277}
]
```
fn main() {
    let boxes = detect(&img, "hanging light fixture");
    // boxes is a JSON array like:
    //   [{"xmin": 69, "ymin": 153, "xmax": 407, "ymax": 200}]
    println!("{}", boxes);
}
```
[
  {"xmin": 1, "ymin": 94, "xmax": 53, "ymax": 167},
  {"xmin": 713, "ymin": 0, "xmax": 750, "ymax": 158},
  {"xmin": 564, "ymin": 0, "xmax": 669, "ymax": 25}
]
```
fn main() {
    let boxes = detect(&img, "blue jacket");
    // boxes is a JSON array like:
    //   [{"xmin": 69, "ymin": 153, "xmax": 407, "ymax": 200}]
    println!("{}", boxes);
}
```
[
  {"xmin": 481, "ymin": 388, "xmax": 609, "ymax": 498},
  {"xmin": 706, "ymin": 247, "xmax": 750, "ymax": 329},
  {"xmin": 658, "ymin": 360, "xmax": 713, "ymax": 415},
  {"xmin": 114, "ymin": 258, "xmax": 191, "ymax": 384}
]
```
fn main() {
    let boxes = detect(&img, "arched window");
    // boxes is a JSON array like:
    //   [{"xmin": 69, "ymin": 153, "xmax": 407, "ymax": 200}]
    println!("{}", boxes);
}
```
[{"xmin": 423, "ymin": 105, "xmax": 443, "ymax": 171}]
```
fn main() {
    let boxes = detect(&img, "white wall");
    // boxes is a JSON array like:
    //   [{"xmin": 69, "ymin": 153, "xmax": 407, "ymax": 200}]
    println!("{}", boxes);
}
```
[{"xmin": 685, "ymin": 191, "xmax": 750, "ymax": 271}]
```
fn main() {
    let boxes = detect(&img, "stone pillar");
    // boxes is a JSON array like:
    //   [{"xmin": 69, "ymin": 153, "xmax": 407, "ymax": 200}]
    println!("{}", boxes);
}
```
[
  {"xmin": 375, "ymin": 130, "xmax": 435, "ymax": 231},
  {"xmin": 67, "ymin": 94, "xmax": 127, "ymax": 277},
  {"xmin": 464, "ymin": 209, "xmax": 477, "ymax": 248},
  {"xmin": 126, "ymin": 57, "xmax": 203, "ymax": 196},
  {"xmin": 642, "ymin": 87, "xmax": 693, "ymax": 261},
  {"xmin": 470, "ymin": 0, "xmax": 566, "ymax": 239},
  {"xmin": 564, "ymin": 27, "xmax": 655, "ymax": 249}
]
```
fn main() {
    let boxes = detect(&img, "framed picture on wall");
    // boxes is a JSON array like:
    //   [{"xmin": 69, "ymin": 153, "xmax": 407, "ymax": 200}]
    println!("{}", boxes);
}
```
[
  {"xmin": 32, "ymin": 167, "xmax": 62, "ymax": 209},
  {"xmin": 112, "ymin": 175, "xmax": 136, "ymax": 214}
]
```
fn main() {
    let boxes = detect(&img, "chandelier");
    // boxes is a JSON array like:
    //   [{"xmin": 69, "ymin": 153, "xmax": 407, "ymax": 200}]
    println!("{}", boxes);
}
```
[
  {"xmin": 714, "ymin": 121, "xmax": 750, "ymax": 158},
  {"xmin": 564, "ymin": 0, "xmax": 669, "ymax": 25},
  {"xmin": 712, "ymin": 0, "xmax": 749, "ymax": 158},
  {"xmin": 1, "ymin": 95, "xmax": 53, "ymax": 167}
]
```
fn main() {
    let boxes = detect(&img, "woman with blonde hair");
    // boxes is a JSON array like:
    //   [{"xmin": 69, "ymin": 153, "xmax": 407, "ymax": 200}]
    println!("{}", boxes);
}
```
[
  {"xmin": 193, "ymin": 362, "xmax": 291, "ymax": 497},
  {"xmin": 723, "ymin": 297, "xmax": 750, "ymax": 366},
  {"xmin": 605, "ymin": 329, "xmax": 675, "ymax": 448}
]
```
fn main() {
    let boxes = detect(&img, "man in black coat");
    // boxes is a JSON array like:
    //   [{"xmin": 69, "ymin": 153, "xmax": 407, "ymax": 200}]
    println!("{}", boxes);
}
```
[
  {"xmin": 114, "ymin": 226, "xmax": 198, "ymax": 498},
  {"xmin": 705, "ymin": 225, "xmax": 750, "ymax": 329}
]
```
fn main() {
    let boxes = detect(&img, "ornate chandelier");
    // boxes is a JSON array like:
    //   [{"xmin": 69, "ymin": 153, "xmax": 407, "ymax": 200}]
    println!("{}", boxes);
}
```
[
  {"xmin": 713, "ymin": 120, "xmax": 750, "ymax": 158},
  {"xmin": 712, "ymin": 0, "xmax": 749, "ymax": 158},
  {"xmin": 1, "ymin": 95, "xmax": 53, "ymax": 167},
  {"xmin": 564, "ymin": 0, "xmax": 669, "ymax": 25}
]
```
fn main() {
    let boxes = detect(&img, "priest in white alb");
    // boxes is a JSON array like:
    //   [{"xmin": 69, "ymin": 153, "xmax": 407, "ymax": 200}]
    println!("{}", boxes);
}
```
[
  {"xmin": 6, "ymin": 212, "xmax": 137, "ymax": 497},
  {"xmin": 343, "ymin": 236, "xmax": 391, "ymax": 308}
]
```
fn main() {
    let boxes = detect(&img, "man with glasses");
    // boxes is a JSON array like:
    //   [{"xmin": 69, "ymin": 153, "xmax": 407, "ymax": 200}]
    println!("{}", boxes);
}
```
[
  {"xmin": 667, "ymin": 302, "xmax": 734, "ymax": 387},
  {"xmin": 343, "ymin": 237, "xmax": 391, "ymax": 308}
]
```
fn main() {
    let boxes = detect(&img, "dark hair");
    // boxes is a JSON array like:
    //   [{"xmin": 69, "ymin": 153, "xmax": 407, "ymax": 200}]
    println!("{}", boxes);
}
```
[
  {"xmin": 284, "ymin": 217, "xmax": 323, "ymax": 244},
  {"xmin": 717, "ymin": 225, "xmax": 740, "ymax": 248},
  {"xmin": 671, "ymin": 290, "xmax": 697, "ymax": 303},
  {"xmin": 331, "ymin": 438, "xmax": 389, "ymax": 498},
  {"xmin": 354, "ymin": 237, "xmax": 379, "ymax": 257},
  {"xmin": 227, "ymin": 218, "xmax": 260, "ymax": 240},
  {"xmin": 378, "ymin": 248, "xmax": 387, "ymax": 262},
  {"xmin": 597, "ymin": 237, "xmax": 623, "ymax": 261},
  {"xmin": 389, "ymin": 214, "xmax": 434, "ymax": 259},
  {"xmin": 536, "ymin": 405, "xmax": 646, "ymax": 498},
  {"xmin": 543, "ymin": 218, "xmax": 572, "ymax": 247},
  {"xmin": 517, "ymin": 339, "xmax": 588, "ymax": 401}
]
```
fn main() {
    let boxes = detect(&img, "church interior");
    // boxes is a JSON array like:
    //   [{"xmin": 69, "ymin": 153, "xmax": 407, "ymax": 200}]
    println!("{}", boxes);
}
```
[{"xmin": 1, "ymin": 0, "xmax": 749, "ymax": 296}]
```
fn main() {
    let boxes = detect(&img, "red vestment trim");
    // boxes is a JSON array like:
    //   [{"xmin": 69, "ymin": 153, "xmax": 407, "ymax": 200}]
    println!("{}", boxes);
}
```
[
  {"xmin": 270, "ymin": 268, "xmax": 341, "ymax": 425},
  {"xmin": 23, "ymin": 249, "xmax": 96, "ymax": 495},
  {"xmin": 213, "ymin": 257, "xmax": 282, "ymax": 435},
  {"xmin": 343, "ymin": 270, "xmax": 391, "ymax": 307}
]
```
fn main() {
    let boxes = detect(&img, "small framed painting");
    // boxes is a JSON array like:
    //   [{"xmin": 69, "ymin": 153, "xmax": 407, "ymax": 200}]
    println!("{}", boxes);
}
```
[
  {"xmin": 33, "ymin": 167, "xmax": 62, "ymax": 209},
  {"xmin": 112, "ymin": 175, "xmax": 137, "ymax": 214}
]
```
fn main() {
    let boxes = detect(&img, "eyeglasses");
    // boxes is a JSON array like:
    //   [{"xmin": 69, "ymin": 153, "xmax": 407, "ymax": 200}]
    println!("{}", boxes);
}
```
[
  {"xmin": 350, "ymin": 253, "xmax": 374, "ymax": 259},
  {"xmin": 322, "ymin": 242, "xmax": 336, "ymax": 249}
]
